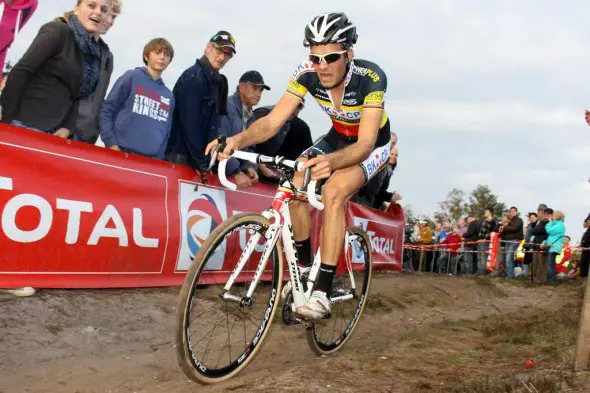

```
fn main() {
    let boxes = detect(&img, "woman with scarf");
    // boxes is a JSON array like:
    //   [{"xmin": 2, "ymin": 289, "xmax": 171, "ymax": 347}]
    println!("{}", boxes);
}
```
[{"xmin": 0, "ymin": 0, "xmax": 107, "ymax": 138}]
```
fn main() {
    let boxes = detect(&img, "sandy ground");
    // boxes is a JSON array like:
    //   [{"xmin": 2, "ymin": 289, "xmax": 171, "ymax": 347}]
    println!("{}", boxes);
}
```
[{"xmin": 0, "ymin": 273, "xmax": 587, "ymax": 393}]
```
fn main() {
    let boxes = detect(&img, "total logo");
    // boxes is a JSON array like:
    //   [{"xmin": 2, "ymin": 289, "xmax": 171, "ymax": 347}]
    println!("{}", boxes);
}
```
[
  {"xmin": 0, "ymin": 176, "xmax": 159, "ymax": 247},
  {"xmin": 177, "ymin": 183, "xmax": 228, "ymax": 271},
  {"xmin": 353, "ymin": 216, "xmax": 396, "ymax": 257}
]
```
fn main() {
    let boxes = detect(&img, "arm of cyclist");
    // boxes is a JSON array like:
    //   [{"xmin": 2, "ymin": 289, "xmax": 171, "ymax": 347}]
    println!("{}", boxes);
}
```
[
  {"xmin": 304, "ymin": 109, "xmax": 382, "ymax": 180},
  {"xmin": 205, "ymin": 93, "xmax": 300, "ymax": 159}
]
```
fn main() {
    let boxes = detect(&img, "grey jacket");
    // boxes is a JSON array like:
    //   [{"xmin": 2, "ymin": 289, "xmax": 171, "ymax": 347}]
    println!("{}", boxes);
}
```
[{"xmin": 75, "ymin": 39, "xmax": 113, "ymax": 144}]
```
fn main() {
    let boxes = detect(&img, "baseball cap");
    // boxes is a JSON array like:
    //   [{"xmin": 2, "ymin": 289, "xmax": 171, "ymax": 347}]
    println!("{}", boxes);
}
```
[
  {"xmin": 537, "ymin": 203, "xmax": 548, "ymax": 211},
  {"xmin": 239, "ymin": 70, "xmax": 270, "ymax": 90},
  {"xmin": 544, "ymin": 208, "xmax": 554, "ymax": 215},
  {"xmin": 210, "ymin": 30, "xmax": 236, "ymax": 54}
]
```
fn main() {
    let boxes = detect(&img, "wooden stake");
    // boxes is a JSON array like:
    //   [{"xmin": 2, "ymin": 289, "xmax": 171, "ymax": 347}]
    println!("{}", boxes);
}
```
[
  {"xmin": 574, "ymin": 278, "xmax": 590, "ymax": 370},
  {"xmin": 418, "ymin": 248, "xmax": 424, "ymax": 272}
]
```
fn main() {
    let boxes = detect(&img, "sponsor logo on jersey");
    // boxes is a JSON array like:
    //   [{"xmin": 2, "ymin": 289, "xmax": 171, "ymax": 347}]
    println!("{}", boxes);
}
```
[
  {"xmin": 364, "ymin": 91, "xmax": 385, "ymax": 106},
  {"xmin": 351, "ymin": 64, "xmax": 381, "ymax": 82}
]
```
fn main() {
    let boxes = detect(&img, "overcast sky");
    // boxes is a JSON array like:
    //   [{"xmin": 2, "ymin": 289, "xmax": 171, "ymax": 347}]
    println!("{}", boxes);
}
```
[{"xmin": 6, "ymin": 0, "xmax": 590, "ymax": 241}]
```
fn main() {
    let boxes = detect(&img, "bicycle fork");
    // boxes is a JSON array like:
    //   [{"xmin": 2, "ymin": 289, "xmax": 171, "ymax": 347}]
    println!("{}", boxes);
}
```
[{"xmin": 221, "ymin": 209, "xmax": 283, "ymax": 306}]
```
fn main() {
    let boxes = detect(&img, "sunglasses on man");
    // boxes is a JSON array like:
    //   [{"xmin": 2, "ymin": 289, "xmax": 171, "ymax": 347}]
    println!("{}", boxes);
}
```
[{"xmin": 308, "ymin": 50, "xmax": 347, "ymax": 65}]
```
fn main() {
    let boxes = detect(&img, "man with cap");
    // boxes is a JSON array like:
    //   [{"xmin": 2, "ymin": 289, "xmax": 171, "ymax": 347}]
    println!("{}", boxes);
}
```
[
  {"xmin": 165, "ymin": 30, "xmax": 235, "ymax": 170},
  {"xmin": 216, "ymin": 70, "xmax": 270, "ymax": 188}
]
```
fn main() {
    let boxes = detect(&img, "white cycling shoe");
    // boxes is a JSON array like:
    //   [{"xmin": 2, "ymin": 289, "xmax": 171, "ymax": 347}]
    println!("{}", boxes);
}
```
[
  {"xmin": 281, "ymin": 265, "xmax": 311, "ymax": 300},
  {"xmin": 295, "ymin": 290, "xmax": 331, "ymax": 320}
]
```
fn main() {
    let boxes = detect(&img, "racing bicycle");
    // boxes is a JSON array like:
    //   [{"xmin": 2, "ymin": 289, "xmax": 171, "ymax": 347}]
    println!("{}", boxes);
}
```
[{"xmin": 175, "ymin": 137, "xmax": 373, "ymax": 384}]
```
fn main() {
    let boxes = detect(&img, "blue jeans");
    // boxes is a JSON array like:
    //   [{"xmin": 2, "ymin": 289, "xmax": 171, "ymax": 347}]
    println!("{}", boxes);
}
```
[
  {"xmin": 547, "ymin": 252, "xmax": 558, "ymax": 282},
  {"xmin": 477, "ymin": 242, "xmax": 490, "ymax": 274},
  {"xmin": 11, "ymin": 120, "xmax": 48, "ymax": 133},
  {"xmin": 463, "ymin": 245, "xmax": 477, "ymax": 274},
  {"xmin": 504, "ymin": 242, "xmax": 519, "ymax": 279}
]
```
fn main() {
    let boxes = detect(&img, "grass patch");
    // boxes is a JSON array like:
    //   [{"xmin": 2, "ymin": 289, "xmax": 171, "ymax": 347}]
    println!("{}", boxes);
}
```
[{"xmin": 389, "ymin": 302, "xmax": 582, "ymax": 392}]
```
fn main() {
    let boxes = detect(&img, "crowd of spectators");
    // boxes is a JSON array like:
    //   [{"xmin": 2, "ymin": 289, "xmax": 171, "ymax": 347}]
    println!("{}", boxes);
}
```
[{"xmin": 405, "ymin": 205, "xmax": 590, "ymax": 284}]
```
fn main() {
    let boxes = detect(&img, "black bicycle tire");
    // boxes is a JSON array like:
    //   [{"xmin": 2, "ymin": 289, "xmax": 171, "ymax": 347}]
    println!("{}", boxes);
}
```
[
  {"xmin": 305, "ymin": 225, "xmax": 373, "ymax": 355},
  {"xmin": 175, "ymin": 212, "xmax": 283, "ymax": 384}
]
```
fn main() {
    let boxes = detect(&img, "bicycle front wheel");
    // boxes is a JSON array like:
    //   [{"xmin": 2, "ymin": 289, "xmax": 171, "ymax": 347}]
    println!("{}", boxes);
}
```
[
  {"xmin": 176, "ymin": 213, "xmax": 283, "ymax": 384},
  {"xmin": 306, "ymin": 225, "xmax": 373, "ymax": 355}
]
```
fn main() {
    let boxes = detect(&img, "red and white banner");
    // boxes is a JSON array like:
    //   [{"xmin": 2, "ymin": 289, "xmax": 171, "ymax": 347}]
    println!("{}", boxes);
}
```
[
  {"xmin": 0, "ymin": 123, "xmax": 404, "ymax": 288},
  {"xmin": 486, "ymin": 232, "xmax": 500, "ymax": 272}
]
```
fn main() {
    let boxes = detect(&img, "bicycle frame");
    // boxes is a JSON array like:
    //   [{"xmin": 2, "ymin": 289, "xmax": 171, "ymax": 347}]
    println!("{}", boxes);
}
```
[{"xmin": 221, "ymin": 180, "xmax": 355, "ymax": 310}]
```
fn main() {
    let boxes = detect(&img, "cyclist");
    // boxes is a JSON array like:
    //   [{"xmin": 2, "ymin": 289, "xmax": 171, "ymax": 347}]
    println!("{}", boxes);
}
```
[{"xmin": 206, "ymin": 12, "xmax": 391, "ymax": 319}]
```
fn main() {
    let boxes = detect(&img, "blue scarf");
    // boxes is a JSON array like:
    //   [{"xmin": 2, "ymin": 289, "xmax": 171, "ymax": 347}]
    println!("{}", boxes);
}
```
[{"xmin": 69, "ymin": 15, "xmax": 101, "ymax": 100}]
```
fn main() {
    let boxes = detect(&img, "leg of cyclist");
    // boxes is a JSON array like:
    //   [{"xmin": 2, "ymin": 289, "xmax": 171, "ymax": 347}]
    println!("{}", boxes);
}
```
[
  {"xmin": 290, "ymin": 167, "xmax": 313, "ymax": 268},
  {"xmin": 281, "ymin": 160, "xmax": 315, "ymax": 300},
  {"xmin": 295, "ymin": 165, "xmax": 365, "ymax": 319}
]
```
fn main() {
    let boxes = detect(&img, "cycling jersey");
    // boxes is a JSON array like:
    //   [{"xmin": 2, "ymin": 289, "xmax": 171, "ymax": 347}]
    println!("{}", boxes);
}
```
[{"xmin": 286, "ymin": 59, "xmax": 388, "ymax": 138}]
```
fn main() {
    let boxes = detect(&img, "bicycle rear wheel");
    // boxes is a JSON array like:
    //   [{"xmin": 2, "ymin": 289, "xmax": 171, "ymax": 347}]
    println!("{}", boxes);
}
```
[
  {"xmin": 176, "ymin": 213, "xmax": 283, "ymax": 384},
  {"xmin": 306, "ymin": 226, "xmax": 372, "ymax": 355}
]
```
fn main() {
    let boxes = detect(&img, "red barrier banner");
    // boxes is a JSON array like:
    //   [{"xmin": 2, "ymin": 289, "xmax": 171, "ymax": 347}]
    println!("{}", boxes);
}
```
[
  {"xmin": 486, "ymin": 232, "xmax": 500, "ymax": 272},
  {"xmin": 0, "ymin": 124, "xmax": 403, "ymax": 288}
]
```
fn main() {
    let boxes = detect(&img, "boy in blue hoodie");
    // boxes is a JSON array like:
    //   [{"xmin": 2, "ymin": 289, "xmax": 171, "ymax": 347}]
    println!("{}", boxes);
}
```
[{"xmin": 100, "ymin": 38, "xmax": 175, "ymax": 159}]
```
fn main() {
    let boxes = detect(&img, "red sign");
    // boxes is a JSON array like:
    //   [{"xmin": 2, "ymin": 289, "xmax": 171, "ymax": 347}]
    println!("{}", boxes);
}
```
[
  {"xmin": 486, "ymin": 232, "xmax": 499, "ymax": 272},
  {"xmin": 0, "ymin": 124, "xmax": 404, "ymax": 288}
]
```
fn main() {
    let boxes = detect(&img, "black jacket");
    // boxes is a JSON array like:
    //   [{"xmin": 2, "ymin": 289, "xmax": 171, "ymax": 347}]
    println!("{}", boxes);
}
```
[
  {"xmin": 581, "ymin": 228, "xmax": 590, "ymax": 265},
  {"xmin": 0, "ymin": 21, "xmax": 83, "ymax": 132},
  {"xmin": 529, "ymin": 219, "xmax": 549, "ymax": 244},
  {"xmin": 166, "ymin": 58, "xmax": 228, "ymax": 170},
  {"xmin": 500, "ymin": 216, "xmax": 524, "ymax": 241},
  {"xmin": 463, "ymin": 220, "xmax": 481, "ymax": 242}
]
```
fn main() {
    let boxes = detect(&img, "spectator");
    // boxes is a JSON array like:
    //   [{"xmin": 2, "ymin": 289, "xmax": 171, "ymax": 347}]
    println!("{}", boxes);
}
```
[
  {"xmin": 581, "ymin": 214, "xmax": 590, "ymax": 280},
  {"xmin": 0, "ymin": 0, "xmax": 108, "ymax": 138},
  {"xmin": 56, "ymin": 0, "xmax": 121, "ymax": 144},
  {"xmin": 217, "ymin": 70, "xmax": 270, "ymax": 188},
  {"xmin": 477, "ymin": 207, "xmax": 498, "ymax": 274},
  {"xmin": 417, "ymin": 221, "xmax": 433, "ymax": 245},
  {"xmin": 555, "ymin": 235, "xmax": 572, "ymax": 280},
  {"xmin": 437, "ymin": 226, "xmax": 462, "ymax": 274},
  {"xmin": 0, "ymin": 0, "xmax": 39, "ymax": 71},
  {"xmin": 417, "ymin": 221, "xmax": 434, "ymax": 271},
  {"xmin": 523, "ymin": 212, "xmax": 538, "ymax": 269},
  {"xmin": 457, "ymin": 218, "xmax": 467, "ymax": 236},
  {"xmin": 99, "ymin": 38, "xmax": 175, "ymax": 159},
  {"xmin": 462, "ymin": 214, "xmax": 480, "ymax": 274},
  {"xmin": 433, "ymin": 222, "xmax": 443, "ymax": 243},
  {"xmin": 544, "ymin": 210, "xmax": 566, "ymax": 282},
  {"xmin": 253, "ymin": 99, "xmax": 312, "ymax": 183},
  {"xmin": 499, "ymin": 206, "xmax": 524, "ymax": 279},
  {"xmin": 165, "ymin": 30, "xmax": 234, "ymax": 171},
  {"xmin": 585, "ymin": 109, "xmax": 590, "ymax": 127},
  {"xmin": 530, "ymin": 206, "xmax": 550, "ymax": 283},
  {"xmin": 439, "ymin": 222, "xmax": 451, "ymax": 243}
]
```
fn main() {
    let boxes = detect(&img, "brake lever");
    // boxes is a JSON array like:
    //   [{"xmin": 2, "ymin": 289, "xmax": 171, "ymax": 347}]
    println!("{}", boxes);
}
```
[
  {"xmin": 301, "ymin": 151, "xmax": 317, "ymax": 191},
  {"xmin": 206, "ymin": 135, "xmax": 227, "ymax": 172}
]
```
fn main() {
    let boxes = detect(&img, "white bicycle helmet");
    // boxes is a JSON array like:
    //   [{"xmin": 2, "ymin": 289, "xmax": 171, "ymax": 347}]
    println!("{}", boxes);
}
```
[{"xmin": 303, "ymin": 12, "xmax": 358, "ymax": 48}]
